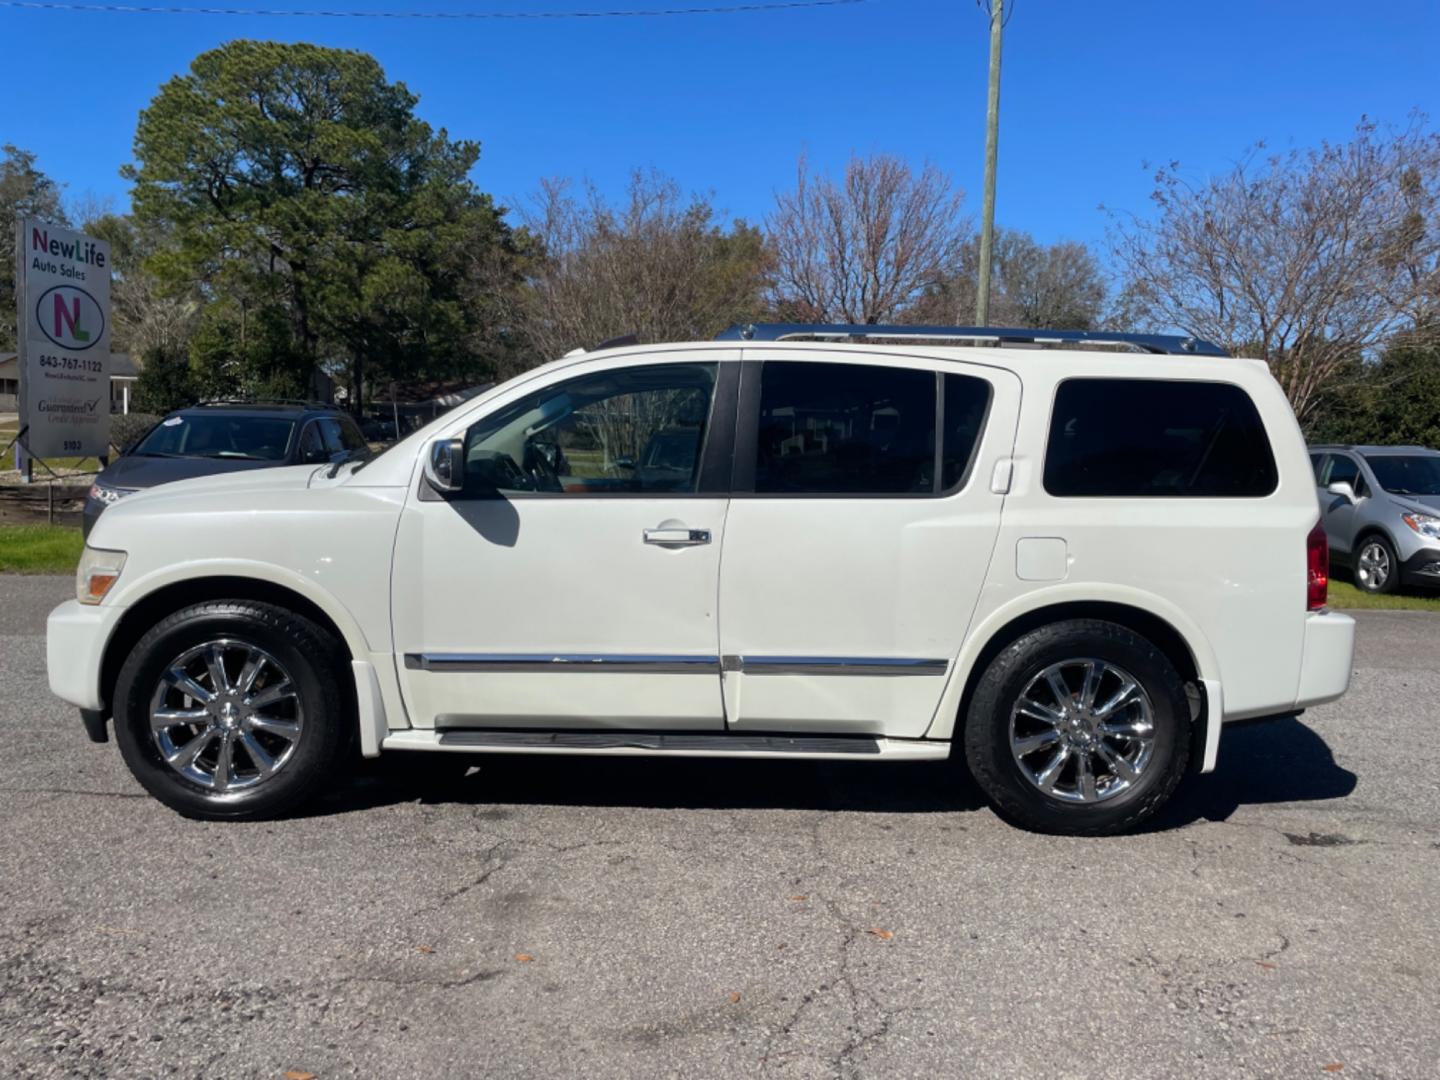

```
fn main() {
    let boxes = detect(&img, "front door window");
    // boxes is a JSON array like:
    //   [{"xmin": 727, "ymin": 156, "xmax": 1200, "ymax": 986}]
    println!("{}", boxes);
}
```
[{"xmin": 462, "ymin": 364, "xmax": 718, "ymax": 495}]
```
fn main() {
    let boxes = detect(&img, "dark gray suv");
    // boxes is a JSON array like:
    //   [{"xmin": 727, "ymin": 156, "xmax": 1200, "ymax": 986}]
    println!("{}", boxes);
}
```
[
  {"xmin": 84, "ymin": 402, "xmax": 369, "ymax": 538},
  {"xmin": 1309, "ymin": 444, "xmax": 1440, "ymax": 594}
]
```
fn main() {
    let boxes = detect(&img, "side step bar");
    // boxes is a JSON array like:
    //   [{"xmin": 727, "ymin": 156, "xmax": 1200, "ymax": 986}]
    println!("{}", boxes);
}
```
[
  {"xmin": 442, "ymin": 731, "xmax": 879, "ymax": 753},
  {"xmin": 382, "ymin": 729, "xmax": 950, "ymax": 761}
]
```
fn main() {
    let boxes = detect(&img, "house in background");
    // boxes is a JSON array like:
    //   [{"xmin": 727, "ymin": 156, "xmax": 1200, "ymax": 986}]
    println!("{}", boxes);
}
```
[{"xmin": 0, "ymin": 353, "xmax": 141, "ymax": 414}]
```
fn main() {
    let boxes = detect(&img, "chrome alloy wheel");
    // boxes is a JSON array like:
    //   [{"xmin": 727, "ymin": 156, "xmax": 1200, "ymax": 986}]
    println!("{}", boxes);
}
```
[
  {"xmin": 1009, "ymin": 658, "xmax": 1155, "ymax": 804},
  {"xmin": 148, "ymin": 640, "xmax": 303, "ymax": 793},
  {"xmin": 1357, "ymin": 541, "xmax": 1391, "ymax": 591}
]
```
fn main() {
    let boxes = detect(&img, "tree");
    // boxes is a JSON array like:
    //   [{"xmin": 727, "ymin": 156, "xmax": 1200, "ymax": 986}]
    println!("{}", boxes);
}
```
[
  {"xmin": 1308, "ymin": 330, "xmax": 1440, "ymax": 446},
  {"xmin": 512, "ymin": 170, "xmax": 769, "ymax": 360},
  {"xmin": 126, "ymin": 40, "xmax": 521, "ymax": 412},
  {"xmin": 79, "ymin": 211, "xmax": 199, "ymax": 361},
  {"xmin": 766, "ymin": 153, "xmax": 968, "ymax": 324},
  {"xmin": 908, "ymin": 229, "xmax": 1109, "ymax": 329},
  {"xmin": 132, "ymin": 341, "xmax": 199, "ymax": 415},
  {"xmin": 1111, "ymin": 118, "xmax": 1440, "ymax": 423},
  {"xmin": 0, "ymin": 145, "xmax": 68, "ymax": 351}
]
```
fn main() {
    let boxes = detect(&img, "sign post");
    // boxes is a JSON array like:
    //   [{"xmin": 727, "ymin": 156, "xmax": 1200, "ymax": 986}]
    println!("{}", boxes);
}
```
[{"xmin": 15, "ymin": 217, "xmax": 112, "ymax": 476}]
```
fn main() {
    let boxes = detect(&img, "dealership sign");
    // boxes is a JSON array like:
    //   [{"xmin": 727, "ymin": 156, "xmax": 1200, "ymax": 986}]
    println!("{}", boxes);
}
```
[{"xmin": 15, "ymin": 218, "xmax": 112, "ymax": 458}]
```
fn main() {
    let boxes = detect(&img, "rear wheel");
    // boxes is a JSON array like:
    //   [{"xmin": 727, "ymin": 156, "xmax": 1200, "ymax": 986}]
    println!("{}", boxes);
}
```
[
  {"xmin": 114, "ymin": 601, "xmax": 348, "ymax": 820},
  {"xmin": 963, "ymin": 619, "xmax": 1191, "ymax": 835},
  {"xmin": 1354, "ymin": 535, "xmax": 1398, "ymax": 594}
]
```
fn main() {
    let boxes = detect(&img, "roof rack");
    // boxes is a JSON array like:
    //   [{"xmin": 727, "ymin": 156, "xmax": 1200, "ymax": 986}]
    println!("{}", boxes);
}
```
[{"xmin": 715, "ymin": 323, "xmax": 1228, "ymax": 357}]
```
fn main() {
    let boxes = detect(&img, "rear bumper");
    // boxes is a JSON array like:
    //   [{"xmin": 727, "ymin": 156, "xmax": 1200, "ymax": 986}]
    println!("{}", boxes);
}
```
[
  {"xmin": 47, "ymin": 599, "xmax": 123, "ymax": 713},
  {"xmin": 1294, "ymin": 609, "xmax": 1356, "ymax": 709}
]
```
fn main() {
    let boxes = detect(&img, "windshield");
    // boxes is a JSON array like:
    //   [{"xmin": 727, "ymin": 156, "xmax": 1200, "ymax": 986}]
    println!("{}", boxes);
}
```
[
  {"xmin": 133, "ymin": 414, "xmax": 296, "ymax": 461},
  {"xmin": 1363, "ymin": 454, "xmax": 1440, "ymax": 497}
]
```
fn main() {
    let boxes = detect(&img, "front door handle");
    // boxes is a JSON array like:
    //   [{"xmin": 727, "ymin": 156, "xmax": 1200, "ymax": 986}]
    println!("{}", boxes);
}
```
[{"xmin": 643, "ymin": 527, "xmax": 711, "ymax": 546}]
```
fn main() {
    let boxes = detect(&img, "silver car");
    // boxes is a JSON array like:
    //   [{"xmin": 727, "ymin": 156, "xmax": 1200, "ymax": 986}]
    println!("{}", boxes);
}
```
[{"xmin": 1310, "ymin": 445, "xmax": 1440, "ymax": 594}]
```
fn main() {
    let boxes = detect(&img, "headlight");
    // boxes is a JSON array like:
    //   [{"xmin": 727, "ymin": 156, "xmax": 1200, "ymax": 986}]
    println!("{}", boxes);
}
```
[
  {"xmin": 1402, "ymin": 512, "xmax": 1440, "ymax": 540},
  {"xmin": 88, "ymin": 482, "xmax": 137, "ymax": 506},
  {"xmin": 76, "ymin": 547, "xmax": 127, "ymax": 605}
]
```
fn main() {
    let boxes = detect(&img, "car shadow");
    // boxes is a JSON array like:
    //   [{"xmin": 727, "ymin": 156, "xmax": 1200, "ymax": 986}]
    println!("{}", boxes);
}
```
[
  {"xmin": 1146, "ymin": 715, "xmax": 1358, "ymax": 830},
  {"xmin": 303, "ymin": 717, "xmax": 1356, "ymax": 829},
  {"xmin": 314, "ymin": 754, "xmax": 988, "ymax": 817}
]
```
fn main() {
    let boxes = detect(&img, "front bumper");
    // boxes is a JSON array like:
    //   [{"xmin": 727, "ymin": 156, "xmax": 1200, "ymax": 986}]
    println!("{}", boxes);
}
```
[
  {"xmin": 1400, "ymin": 544, "xmax": 1440, "ymax": 587},
  {"xmin": 47, "ymin": 599, "xmax": 124, "ymax": 713},
  {"xmin": 1294, "ymin": 609, "xmax": 1356, "ymax": 709}
]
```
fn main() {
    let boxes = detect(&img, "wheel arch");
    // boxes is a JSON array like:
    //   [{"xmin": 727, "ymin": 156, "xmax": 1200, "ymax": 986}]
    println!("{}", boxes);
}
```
[
  {"xmin": 1352, "ymin": 524, "xmax": 1400, "ymax": 554},
  {"xmin": 925, "ymin": 591, "xmax": 1217, "ymax": 745},
  {"xmin": 99, "ymin": 572, "xmax": 363, "ymax": 720}
]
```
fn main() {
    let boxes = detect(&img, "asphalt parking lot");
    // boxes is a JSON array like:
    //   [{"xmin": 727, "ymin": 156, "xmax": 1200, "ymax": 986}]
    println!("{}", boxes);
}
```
[{"xmin": 1, "ymin": 575, "xmax": 1437, "ymax": 1079}]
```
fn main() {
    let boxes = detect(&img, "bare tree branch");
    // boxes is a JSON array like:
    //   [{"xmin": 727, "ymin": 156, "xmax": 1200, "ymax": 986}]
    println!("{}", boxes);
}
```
[
  {"xmin": 766, "ymin": 153, "xmax": 969, "ymax": 324},
  {"xmin": 1110, "ymin": 118, "xmax": 1440, "ymax": 422},
  {"xmin": 508, "ymin": 170, "xmax": 769, "ymax": 360}
]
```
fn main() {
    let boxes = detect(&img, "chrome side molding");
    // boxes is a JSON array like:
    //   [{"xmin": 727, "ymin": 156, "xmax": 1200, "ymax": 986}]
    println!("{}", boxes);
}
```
[
  {"xmin": 404, "ymin": 654, "xmax": 721, "ymax": 674},
  {"xmin": 731, "ymin": 656, "xmax": 949, "ymax": 677},
  {"xmin": 406, "ymin": 653, "xmax": 948, "ymax": 677}
]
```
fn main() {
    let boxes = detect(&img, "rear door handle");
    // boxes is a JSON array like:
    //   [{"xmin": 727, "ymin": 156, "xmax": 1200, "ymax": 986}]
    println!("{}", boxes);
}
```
[{"xmin": 643, "ymin": 527, "xmax": 711, "ymax": 546}]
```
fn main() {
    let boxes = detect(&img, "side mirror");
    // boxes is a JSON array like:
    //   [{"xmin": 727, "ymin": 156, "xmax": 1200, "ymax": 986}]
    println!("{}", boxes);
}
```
[
  {"xmin": 1327, "ymin": 480, "xmax": 1357, "ymax": 503},
  {"xmin": 614, "ymin": 456, "xmax": 636, "ymax": 471},
  {"xmin": 424, "ymin": 437, "xmax": 465, "ymax": 493}
]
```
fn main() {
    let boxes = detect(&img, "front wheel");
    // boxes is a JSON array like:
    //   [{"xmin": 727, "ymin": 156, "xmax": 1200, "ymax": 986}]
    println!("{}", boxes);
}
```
[
  {"xmin": 1354, "ymin": 535, "xmax": 1398, "ymax": 594},
  {"xmin": 963, "ymin": 619, "xmax": 1192, "ymax": 835},
  {"xmin": 113, "ymin": 601, "xmax": 348, "ymax": 820}
]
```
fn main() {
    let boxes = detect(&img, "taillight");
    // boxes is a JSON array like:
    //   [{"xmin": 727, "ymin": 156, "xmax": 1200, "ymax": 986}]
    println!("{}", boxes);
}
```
[{"xmin": 1307, "ymin": 519, "xmax": 1329, "ymax": 611}]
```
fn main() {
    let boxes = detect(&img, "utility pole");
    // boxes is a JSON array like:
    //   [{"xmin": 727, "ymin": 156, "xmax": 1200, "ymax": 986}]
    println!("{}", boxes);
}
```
[{"xmin": 975, "ymin": 0, "xmax": 1005, "ymax": 326}]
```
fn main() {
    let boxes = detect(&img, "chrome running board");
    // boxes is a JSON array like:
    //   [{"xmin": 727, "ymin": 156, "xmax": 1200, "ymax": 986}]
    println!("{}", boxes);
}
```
[{"xmin": 382, "ymin": 729, "xmax": 950, "ymax": 761}]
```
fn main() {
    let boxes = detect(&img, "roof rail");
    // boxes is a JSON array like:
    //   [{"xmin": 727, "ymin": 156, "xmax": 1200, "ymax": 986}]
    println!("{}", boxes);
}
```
[
  {"xmin": 715, "ymin": 323, "xmax": 1228, "ymax": 357},
  {"xmin": 193, "ymin": 398, "xmax": 341, "ymax": 410}
]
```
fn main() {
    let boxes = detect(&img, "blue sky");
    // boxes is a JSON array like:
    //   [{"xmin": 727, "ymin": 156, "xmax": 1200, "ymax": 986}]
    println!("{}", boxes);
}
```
[{"xmin": 2, "ymin": 0, "xmax": 1436, "ymax": 253}]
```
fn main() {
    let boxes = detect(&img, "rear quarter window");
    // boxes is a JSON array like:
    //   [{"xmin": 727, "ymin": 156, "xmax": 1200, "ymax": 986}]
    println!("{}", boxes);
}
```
[{"xmin": 1044, "ymin": 378, "xmax": 1277, "ymax": 498}]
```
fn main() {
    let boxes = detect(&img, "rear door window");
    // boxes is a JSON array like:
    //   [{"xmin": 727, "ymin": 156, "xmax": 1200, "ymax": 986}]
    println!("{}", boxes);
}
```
[
  {"xmin": 942, "ymin": 373, "xmax": 992, "ymax": 491},
  {"xmin": 1044, "ymin": 379, "xmax": 1277, "ymax": 498},
  {"xmin": 754, "ymin": 362, "xmax": 936, "ymax": 495},
  {"xmin": 751, "ymin": 362, "xmax": 992, "ymax": 496}
]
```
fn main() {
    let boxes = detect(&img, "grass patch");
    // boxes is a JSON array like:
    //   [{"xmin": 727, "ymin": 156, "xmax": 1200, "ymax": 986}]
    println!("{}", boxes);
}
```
[
  {"xmin": 1328, "ymin": 578, "xmax": 1440, "ymax": 612},
  {"xmin": 0, "ymin": 524, "xmax": 84, "ymax": 574}
]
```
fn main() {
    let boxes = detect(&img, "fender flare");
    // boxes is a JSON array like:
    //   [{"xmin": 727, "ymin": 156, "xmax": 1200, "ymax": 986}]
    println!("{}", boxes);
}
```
[
  {"xmin": 107, "ymin": 558, "xmax": 375, "ymax": 662},
  {"xmin": 923, "ymin": 583, "xmax": 1221, "ymax": 741}
]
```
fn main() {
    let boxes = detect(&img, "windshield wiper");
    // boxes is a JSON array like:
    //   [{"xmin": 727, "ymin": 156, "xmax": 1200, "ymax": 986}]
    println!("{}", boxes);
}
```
[
  {"xmin": 325, "ymin": 449, "xmax": 373, "ymax": 478},
  {"xmin": 199, "ymin": 452, "xmax": 266, "ymax": 460}
]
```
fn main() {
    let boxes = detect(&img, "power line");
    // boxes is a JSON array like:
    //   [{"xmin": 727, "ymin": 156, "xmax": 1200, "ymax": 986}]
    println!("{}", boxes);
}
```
[{"xmin": 0, "ymin": 0, "xmax": 863, "ymax": 17}]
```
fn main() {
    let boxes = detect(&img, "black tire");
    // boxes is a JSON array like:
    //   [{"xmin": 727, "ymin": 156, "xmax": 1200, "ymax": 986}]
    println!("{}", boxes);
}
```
[
  {"xmin": 113, "ymin": 600, "xmax": 349, "ymax": 821},
  {"xmin": 1353, "ymin": 534, "xmax": 1399, "ymax": 595},
  {"xmin": 963, "ymin": 619, "xmax": 1191, "ymax": 836}
]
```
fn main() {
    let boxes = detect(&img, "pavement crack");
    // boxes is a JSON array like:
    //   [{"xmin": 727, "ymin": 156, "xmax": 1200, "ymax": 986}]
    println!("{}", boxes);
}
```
[
  {"xmin": 420, "ymin": 840, "xmax": 510, "ymax": 913},
  {"xmin": 328, "ymin": 966, "xmax": 508, "ymax": 992},
  {"xmin": 759, "ymin": 894, "xmax": 904, "ymax": 1077}
]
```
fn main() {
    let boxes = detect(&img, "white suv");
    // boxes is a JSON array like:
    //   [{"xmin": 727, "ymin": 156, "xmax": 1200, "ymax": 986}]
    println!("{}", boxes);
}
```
[{"xmin": 46, "ymin": 324, "xmax": 1356, "ymax": 834}]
